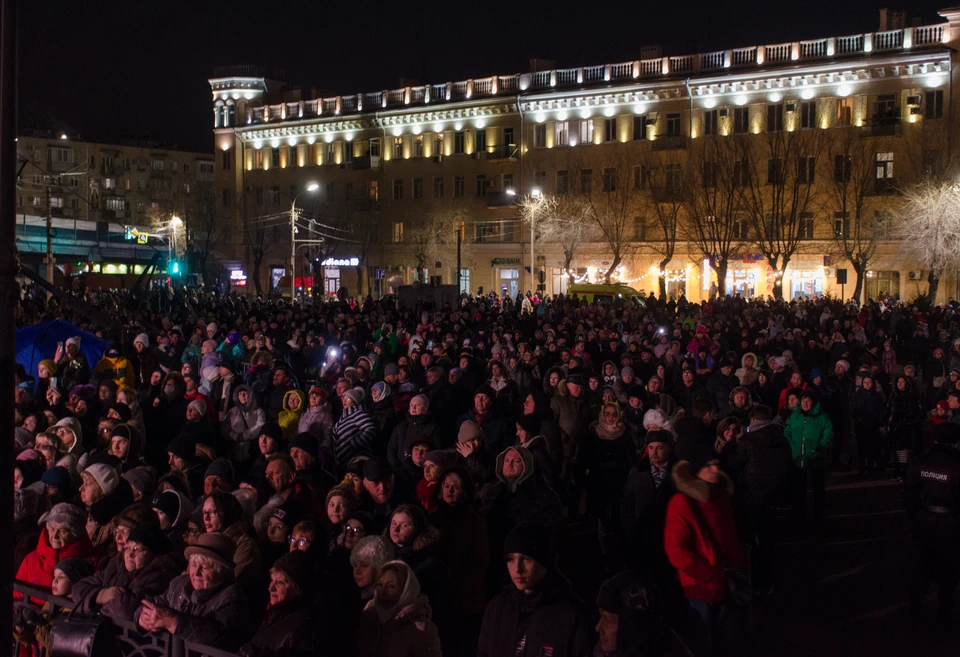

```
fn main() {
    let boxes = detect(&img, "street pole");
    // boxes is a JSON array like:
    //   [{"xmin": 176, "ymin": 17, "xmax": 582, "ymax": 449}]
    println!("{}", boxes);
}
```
[
  {"xmin": 529, "ymin": 214, "xmax": 535, "ymax": 296},
  {"xmin": 289, "ymin": 202, "xmax": 297, "ymax": 304},
  {"xmin": 0, "ymin": 0, "xmax": 19, "ymax": 639},
  {"xmin": 45, "ymin": 186, "xmax": 52, "ymax": 295},
  {"xmin": 456, "ymin": 228, "xmax": 462, "ymax": 292}
]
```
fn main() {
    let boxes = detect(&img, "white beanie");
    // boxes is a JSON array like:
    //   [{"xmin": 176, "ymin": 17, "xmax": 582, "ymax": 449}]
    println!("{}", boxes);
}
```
[
  {"xmin": 83, "ymin": 463, "xmax": 119, "ymax": 496},
  {"xmin": 835, "ymin": 359, "xmax": 850, "ymax": 373},
  {"xmin": 206, "ymin": 322, "xmax": 217, "ymax": 333},
  {"xmin": 65, "ymin": 336, "xmax": 81, "ymax": 349},
  {"xmin": 134, "ymin": 333, "xmax": 150, "ymax": 347}
]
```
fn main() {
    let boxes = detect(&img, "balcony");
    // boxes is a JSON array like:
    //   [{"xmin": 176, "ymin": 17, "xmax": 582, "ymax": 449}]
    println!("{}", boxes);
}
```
[
  {"xmin": 352, "ymin": 154, "xmax": 381, "ymax": 170},
  {"xmin": 651, "ymin": 134, "xmax": 687, "ymax": 151},
  {"xmin": 486, "ymin": 191, "xmax": 518, "ymax": 207},
  {"xmin": 864, "ymin": 115, "xmax": 902, "ymax": 137},
  {"xmin": 485, "ymin": 144, "xmax": 518, "ymax": 160}
]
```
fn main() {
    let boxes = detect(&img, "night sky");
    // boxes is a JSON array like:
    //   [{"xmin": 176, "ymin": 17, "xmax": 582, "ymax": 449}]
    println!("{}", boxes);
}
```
[{"xmin": 18, "ymin": 0, "xmax": 950, "ymax": 153}]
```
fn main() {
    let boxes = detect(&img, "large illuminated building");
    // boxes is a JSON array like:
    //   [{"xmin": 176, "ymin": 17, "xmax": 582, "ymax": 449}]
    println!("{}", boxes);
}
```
[{"xmin": 211, "ymin": 8, "xmax": 960, "ymax": 301}]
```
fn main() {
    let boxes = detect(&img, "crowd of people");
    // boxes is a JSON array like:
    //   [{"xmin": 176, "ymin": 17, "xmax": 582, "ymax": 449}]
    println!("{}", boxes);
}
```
[{"xmin": 9, "ymin": 286, "xmax": 960, "ymax": 657}]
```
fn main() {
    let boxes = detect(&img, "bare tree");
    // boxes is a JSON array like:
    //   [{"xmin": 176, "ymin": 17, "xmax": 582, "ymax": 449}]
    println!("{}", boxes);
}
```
[
  {"xmin": 642, "ymin": 150, "xmax": 688, "ymax": 298},
  {"xmin": 526, "ymin": 194, "xmax": 592, "ymax": 285},
  {"xmin": 682, "ymin": 135, "xmax": 747, "ymax": 298},
  {"xmin": 585, "ymin": 150, "xmax": 642, "ymax": 282},
  {"xmin": 242, "ymin": 197, "xmax": 286, "ymax": 297},
  {"xmin": 740, "ymin": 111, "xmax": 828, "ymax": 300},
  {"xmin": 189, "ymin": 183, "xmax": 220, "ymax": 284},
  {"xmin": 894, "ymin": 181, "xmax": 960, "ymax": 304},
  {"xmin": 827, "ymin": 129, "xmax": 888, "ymax": 303},
  {"xmin": 405, "ymin": 201, "xmax": 472, "ymax": 284}
]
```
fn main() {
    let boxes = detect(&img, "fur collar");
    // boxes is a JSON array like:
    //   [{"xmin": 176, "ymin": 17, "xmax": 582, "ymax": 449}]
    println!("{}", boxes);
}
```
[{"xmin": 671, "ymin": 460, "xmax": 733, "ymax": 502}]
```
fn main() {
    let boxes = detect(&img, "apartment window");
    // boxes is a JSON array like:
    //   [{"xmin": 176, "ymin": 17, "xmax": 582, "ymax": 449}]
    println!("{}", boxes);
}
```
[
  {"xmin": 876, "ymin": 152, "xmax": 894, "ymax": 179},
  {"xmin": 503, "ymin": 219, "xmax": 516, "ymax": 242},
  {"xmin": 766, "ymin": 104, "xmax": 783, "ymax": 132},
  {"xmin": 555, "ymin": 121, "xmax": 569, "ymax": 147},
  {"xmin": 475, "ymin": 129, "xmax": 487, "ymax": 153},
  {"xmin": 221, "ymin": 150, "xmax": 232, "ymax": 170},
  {"xmin": 152, "ymin": 159, "xmax": 165, "ymax": 170},
  {"xmin": 834, "ymin": 212, "xmax": 850, "ymax": 238},
  {"xmin": 923, "ymin": 149, "xmax": 943, "ymax": 177},
  {"xmin": 556, "ymin": 170, "xmax": 569, "ymax": 195},
  {"xmin": 732, "ymin": 219, "xmax": 748, "ymax": 239},
  {"xmin": 580, "ymin": 169, "xmax": 593, "ymax": 194},
  {"xmin": 502, "ymin": 173, "xmax": 514, "ymax": 192},
  {"xmin": 454, "ymin": 175, "xmax": 465, "ymax": 198},
  {"xmin": 454, "ymin": 131, "xmax": 465, "ymax": 154},
  {"xmin": 604, "ymin": 118, "xmax": 617, "ymax": 142},
  {"xmin": 433, "ymin": 176, "xmax": 444, "ymax": 198},
  {"xmin": 666, "ymin": 113, "xmax": 681, "ymax": 136},
  {"xmin": 578, "ymin": 119, "xmax": 594, "ymax": 144},
  {"xmin": 602, "ymin": 167, "xmax": 617, "ymax": 192},
  {"xmin": 392, "ymin": 222, "xmax": 404, "ymax": 243},
  {"xmin": 393, "ymin": 178, "xmax": 403, "ymax": 200},
  {"xmin": 633, "ymin": 115, "xmax": 647, "ymax": 141},
  {"xmin": 475, "ymin": 175, "xmax": 488, "ymax": 197},
  {"xmin": 414, "ymin": 135, "xmax": 424, "ymax": 158},
  {"xmin": 798, "ymin": 156, "xmax": 816, "ymax": 184},
  {"xmin": 834, "ymin": 155, "xmax": 852, "ymax": 182},
  {"xmin": 799, "ymin": 213, "xmax": 815, "ymax": 239},
  {"xmin": 269, "ymin": 186, "xmax": 281, "ymax": 204},
  {"xmin": 665, "ymin": 163, "xmax": 682, "ymax": 191},
  {"xmin": 222, "ymin": 188, "xmax": 232, "ymax": 207},
  {"xmin": 702, "ymin": 162, "xmax": 717, "ymax": 188},
  {"xmin": 411, "ymin": 177, "xmax": 422, "ymax": 199},
  {"xmin": 255, "ymin": 150, "xmax": 264, "ymax": 169},
  {"xmin": 104, "ymin": 178, "xmax": 116, "ymax": 190},
  {"xmin": 368, "ymin": 181, "xmax": 379, "ymax": 201},
  {"xmin": 370, "ymin": 138, "xmax": 381, "ymax": 157},
  {"xmin": 344, "ymin": 142, "xmax": 354, "ymax": 163},
  {"xmin": 874, "ymin": 94, "xmax": 899, "ymax": 121},
  {"xmin": 503, "ymin": 127, "xmax": 515, "ymax": 147},
  {"xmin": 925, "ymin": 90, "xmax": 944, "ymax": 120},
  {"xmin": 767, "ymin": 158, "xmax": 783, "ymax": 185},
  {"xmin": 799, "ymin": 101, "xmax": 817, "ymax": 129},
  {"xmin": 632, "ymin": 216, "xmax": 647, "ymax": 241},
  {"xmin": 50, "ymin": 147, "xmax": 74, "ymax": 163},
  {"xmin": 435, "ymin": 134, "xmax": 444, "ymax": 156},
  {"xmin": 325, "ymin": 143, "xmax": 335, "ymax": 164},
  {"xmin": 533, "ymin": 124, "xmax": 547, "ymax": 148},
  {"xmin": 837, "ymin": 98, "xmax": 853, "ymax": 126},
  {"xmin": 534, "ymin": 171, "xmax": 546, "ymax": 191},
  {"xmin": 105, "ymin": 197, "xmax": 124, "ymax": 211},
  {"xmin": 633, "ymin": 165, "xmax": 650, "ymax": 190},
  {"xmin": 733, "ymin": 107, "xmax": 749, "ymax": 134},
  {"xmin": 703, "ymin": 109, "xmax": 718, "ymax": 136},
  {"xmin": 127, "ymin": 179, "xmax": 133, "ymax": 191},
  {"xmin": 393, "ymin": 137, "xmax": 403, "ymax": 159}
]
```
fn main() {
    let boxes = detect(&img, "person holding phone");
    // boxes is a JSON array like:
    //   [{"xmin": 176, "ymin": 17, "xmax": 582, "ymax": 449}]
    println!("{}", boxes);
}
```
[{"xmin": 54, "ymin": 336, "xmax": 91, "ymax": 394}]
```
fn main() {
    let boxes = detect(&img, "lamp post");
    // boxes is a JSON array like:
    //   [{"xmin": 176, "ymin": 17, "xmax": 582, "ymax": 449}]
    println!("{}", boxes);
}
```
[
  {"xmin": 510, "ymin": 187, "xmax": 541, "ymax": 295},
  {"xmin": 290, "ymin": 183, "xmax": 319, "ymax": 302}
]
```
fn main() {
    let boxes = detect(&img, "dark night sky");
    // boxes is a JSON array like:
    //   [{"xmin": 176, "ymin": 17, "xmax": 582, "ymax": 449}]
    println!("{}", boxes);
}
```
[{"xmin": 18, "ymin": 0, "xmax": 950, "ymax": 152}]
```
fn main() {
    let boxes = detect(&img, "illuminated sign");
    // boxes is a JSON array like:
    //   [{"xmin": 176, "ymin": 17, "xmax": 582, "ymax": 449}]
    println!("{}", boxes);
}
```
[
  {"xmin": 321, "ymin": 257, "xmax": 359, "ymax": 267},
  {"xmin": 230, "ymin": 270, "xmax": 246, "ymax": 280}
]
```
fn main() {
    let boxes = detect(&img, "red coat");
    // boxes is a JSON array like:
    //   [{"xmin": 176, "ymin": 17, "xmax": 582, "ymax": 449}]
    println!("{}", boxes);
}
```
[
  {"xmin": 416, "ymin": 479, "xmax": 438, "ymax": 513},
  {"xmin": 664, "ymin": 462, "xmax": 743, "ymax": 602},
  {"xmin": 15, "ymin": 528, "xmax": 95, "ymax": 604}
]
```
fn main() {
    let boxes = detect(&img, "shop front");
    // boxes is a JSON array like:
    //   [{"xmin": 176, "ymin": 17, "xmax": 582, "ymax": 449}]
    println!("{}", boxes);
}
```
[
  {"xmin": 864, "ymin": 270, "xmax": 900, "ymax": 300},
  {"xmin": 789, "ymin": 269, "xmax": 824, "ymax": 299},
  {"xmin": 492, "ymin": 258, "xmax": 522, "ymax": 298},
  {"xmin": 725, "ymin": 269, "xmax": 759, "ymax": 298}
]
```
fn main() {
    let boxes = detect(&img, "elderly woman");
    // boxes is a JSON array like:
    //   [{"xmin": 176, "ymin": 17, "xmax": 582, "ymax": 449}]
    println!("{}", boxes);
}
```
[
  {"xmin": 16, "ymin": 503, "xmax": 94, "ymax": 604},
  {"xmin": 79, "ymin": 463, "xmax": 135, "ymax": 558},
  {"xmin": 332, "ymin": 388, "xmax": 377, "ymax": 472},
  {"xmin": 387, "ymin": 394, "xmax": 439, "ymax": 470},
  {"xmin": 349, "ymin": 536, "xmax": 395, "ymax": 606},
  {"xmin": 136, "ymin": 533, "xmax": 252, "ymax": 650},
  {"xmin": 355, "ymin": 561, "xmax": 441, "ymax": 657},
  {"xmin": 200, "ymin": 491, "xmax": 263, "ymax": 594},
  {"xmin": 72, "ymin": 527, "xmax": 184, "ymax": 621},
  {"xmin": 243, "ymin": 551, "xmax": 323, "ymax": 657},
  {"xmin": 583, "ymin": 402, "xmax": 635, "ymax": 563}
]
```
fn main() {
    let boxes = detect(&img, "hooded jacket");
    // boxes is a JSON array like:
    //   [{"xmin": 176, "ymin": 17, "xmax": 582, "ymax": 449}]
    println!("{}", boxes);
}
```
[
  {"xmin": 93, "ymin": 353, "xmax": 137, "ymax": 390},
  {"xmin": 355, "ymin": 561, "xmax": 442, "ymax": 657},
  {"xmin": 783, "ymin": 401, "xmax": 835, "ymax": 469},
  {"xmin": 15, "ymin": 527, "xmax": 96, "ymax": 604},
  {"xmin": 550, "ymin": 380, "xmax": 588, "ymax": 467},
  {"xmin": 298, "ymin": 402, "xmax": 335, "ymax": 451},
  {"xmin": 664, "ymin": 461, "xmax": 742, "ymax": 602},
  {"xmin": 482, "ymin": 446, "xmax": 564, "ymax": 545},
  {"xmin": 725, "ymin": 419, "xmax": 792, "ymax": 508},
  {"xmin": 735, "ymin": 352, "xmax": 760, "ymax": 387},
  {"xmin": 221, "ymin": 385, "xmax": 265, "ymax": 462},
  {"xmin": 278, "ymin": 389, "xmax": 307, "ymax": 441}
]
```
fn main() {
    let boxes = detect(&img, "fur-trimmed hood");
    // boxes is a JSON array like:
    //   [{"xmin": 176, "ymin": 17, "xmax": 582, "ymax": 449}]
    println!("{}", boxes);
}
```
[{"xmin": 671, "ymin": 460, "xmax": 733, "ymax": 502}]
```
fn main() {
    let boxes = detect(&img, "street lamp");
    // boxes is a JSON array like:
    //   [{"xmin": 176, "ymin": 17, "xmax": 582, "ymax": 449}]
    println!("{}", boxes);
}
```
[
  {"xmin": 290, "ymin": 183, "xmax": 320, "ymax": 302},
  {"xmin": 529, "ymin": 188, "xmax": 542, "ymax": 294}
]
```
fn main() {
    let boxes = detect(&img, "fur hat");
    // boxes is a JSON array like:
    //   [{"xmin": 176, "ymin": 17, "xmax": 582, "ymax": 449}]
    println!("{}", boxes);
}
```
[
  {"xmin": 349, "ymin": 535, "xmax": 395, "ymax": 569},
  {"xmin": 39, "ymin": 502, "xmax": 86, "ymax": 536}
]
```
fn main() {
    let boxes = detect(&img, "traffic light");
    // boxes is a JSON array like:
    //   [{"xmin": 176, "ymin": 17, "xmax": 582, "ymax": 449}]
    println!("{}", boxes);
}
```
[{"xmin": 171, "ymin": 261, "xmax": 181, "ymax": 275}]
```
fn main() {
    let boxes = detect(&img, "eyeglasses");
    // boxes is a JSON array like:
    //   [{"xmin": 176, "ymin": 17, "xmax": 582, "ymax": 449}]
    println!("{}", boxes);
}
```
[
  {"xmin": 344, "ymin": 525, "xmax": 366, "ymax": 534},
  {"xmin": 184, "ymin": 528, "xmax": 202, "ymax": 537},
  {"xmin": 126, "ymin": 545, "xmax": 149, "ymax": 557},
  {"xmin": 288, "ymin": 536, "xmax": 311, "ymax": 548},
  {"xmin": 201, "ymin": 510, "xmax": 220, "ymax": 518}
]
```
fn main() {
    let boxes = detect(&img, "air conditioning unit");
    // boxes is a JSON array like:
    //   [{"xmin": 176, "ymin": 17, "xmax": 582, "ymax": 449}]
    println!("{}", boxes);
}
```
[
  {"xmin": 907, "ymin": 95, "xmax": 922, "ymax": 106},
  {"xmin": 785, "ymin": 102, "xmax": 797, "ymax": 112},
  {"xmin": 908, "ymin": 270, "xmax": 924, "ymax": 280},
  {"xmin": 644, "ymin": 117, "xmax": 657, "ymax": 125},
  {"xmin": 718, "ymin": 108, "xmax": 730, "ymax": 117},
  {"xmin": 824, "ymin": 267, "xmax": 836, "ymax": 278},
  {"xmin": 432, "ymin": 155, "xmax": 443, "ymax": 163}
]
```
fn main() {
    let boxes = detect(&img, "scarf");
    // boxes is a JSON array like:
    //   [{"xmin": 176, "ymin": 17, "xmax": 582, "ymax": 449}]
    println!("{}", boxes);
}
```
[{"xmin": 594, "ymin": 418, "xmax": 626, "ymax": 441}]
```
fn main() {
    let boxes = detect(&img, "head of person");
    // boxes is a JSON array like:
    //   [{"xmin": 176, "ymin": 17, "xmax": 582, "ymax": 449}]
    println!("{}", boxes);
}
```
[
  {"xmin": 151, "ymin": 489, "xmax": 190, "ymax": 531},
  {"xmin": 566, "ymin": 374, "xmax": 584, "ymax": 398},
  {"xmin": 438, "ymin": 469, "xmax": 472, "ymax": 507},
  {"xmin": 289, "ymin": 433, "xmax": 318, "ymax": 471},
  {"xmin": 499, "ymin": 447, "xmax": 528, "ymax": 483},
  {"xmin": 387, "ymin": 504, "xmax": 428, "ymax": 549},
  {"xmin": 79, "ymin": 463, "xmax": 119, "ymax": 507},
  {"xmin": 200, "ymin": 490, "xmax": 243, "ymax": 533},
  {"xmin": 717, "ymin": 417, "xmax": 741, "ymax": 442},
  {"xmin": 503, "ymin": 521, "xmax": 551, "ymax": 594},
  {"xmin": 40, "ymin": 503, "xmax": 86, "ymax": 550},
  {"xmin": 51, "ymin": 558, "xmax": 95, "ymax": 598},
  {"xmin": 409, "ymin": 395, "xmax": 429, "ymax": 417},
  {"xmin": 267, "ymin": 502, "xmax": 303, "ymax": 547},
  {"xmin": 362, "ymin": 458, "xmax": 394, "ymax": 505},
  {"xmin": 326, "ymin": 485, "xmax": 357, "ymax": 526},
  {"xmin": 258, "ymin": 423, "xmax": 283, "ymax": 458},
  {"xmin": 350, "ymin": 536, "xmax": 395, "ymax": 590},
  {"xmin": 166, "ymin": 434, "xmax": 196, "ymax": 473},
  {"xmin": 375, "ymin": 561, "xmax": 419, "ymax": 615},
  {"xmin": 688, "ymin": 444, "xmax": 721, "ymax": 485},
  {"xmin": 124, "ymin": 527, "xmax": 172, "ymax": 573},
  {"xmin": 265, "ymin": 453, "xmax": 297, "ymax": 495},
  {"xmin": 474, "ymin": 386, "xmax": 494, "ymax": 415},
  {"xmin": 644, "ymin": 430, "xmax": 673, "ymax": 469},
  {"xmin": 800, "ymin": 390, "xmax": 818, "ymax": 413},
  {"xmin": 268, "ymin": 551, "xmax": 313, "ymax": 607},
  {"xmin": 184, "ymin": 533, "xmax": 236, "ymax": 591},
  {"xmin": 596, "ymin": 570, "xmax": 666, "ymax": 656}
]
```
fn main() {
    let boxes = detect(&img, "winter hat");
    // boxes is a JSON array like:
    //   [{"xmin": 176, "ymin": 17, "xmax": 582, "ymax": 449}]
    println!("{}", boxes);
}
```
[
  {"xmin": 936, "ymin": 399, "xmax": 951, "ymax": 412},
  {"xmin": 423, "ymin": 449, "xmax": 461, "ymax": 472},
  {"xmin": 517, "ymin": 415, "xmax": 540, "ymax": 437},
  {"xmin": 343, "ymin": 388, "xmax": 365, "ymax": 407},
  {"xmin": 69, "ymin": 384, "xmax": 96, "ymax": 401},
  {"xmin": 167, "ymin": 434, "xmax": 196, "ymax": 462},
  {"xmin": 627, "ymin": 385, "xmax": 645, "ymax": 401},
  {"xmin": 644, "ymin": 430, "xmax": 674, "ymax": 446},
  {"xmin": 184, "ymin": 532, "xmax": 236, "ymax": 570},
  {"xmin": 41, "ymin": 466, "xmax": 74, "ymax": 494},
  {"xmin": 226, "ymin": 330, "xmax": 242, "ymax": 345},
  {"xmin": 206, "ymin": 322, "xmax": 218, "ymax": 334},
  {"xmin": 14, "ymin": 427, "xmax": 33, "ymax": 449},
  {"xmin": 457, "ymin": 420, "xmax": 483, "ymax": 444},
  {"xmin": 307, "ymin": 387, "xmax": 328, "ymax": 401},
  {"xmin": 188, "ymin": 399, "xmax": 207, "ymax": 417},
  {"xmin": 270, "ymin": 500, "xmax": 306, "ymax": 530},
  {"xmin": 800, "ymin": 389, "xmax": 820, "ymax": 404},
  {"xmin": 642, "ymin": 408, "xmax": 673, "ymax": 432},
  {"xmin": 182, "ymin": 371, "xmax": 199, "ymax": 385},
  {"xmin": 54, "ymin": 557, "xmax": 95, "ymax": 584},
  {"xmin": 687, "ymin": 444, "xmax": 718, "ymax": 475},
  {"xmin": 362, "ymin": 457, "xmax": 392, "ymax": 483},
  {"xmin": 202, "ymin": 339, "xmax": 218, "ymax": 353},
  {"xmin": 349, "ymin": 535, "xmax": 395, "ymax": 569},
  {"xmin": 65, "ymin": 336, "xmax": 81, "ymax": 350},
  {"xmin": 835, "ymin": 359, "xmax": 851, "ymax": 373},
  {"xmin": 371, "ymin": 381, "xmax": 391, "ymax": 403},
  {"xmin": 260, "ymin": 422, "xmax": 283, "ymax": 443},
  {"xmin": 151, "ymin": 490, "xmax": 185, "ymax": 525},
  {"xmin": 114, "ymin": 503, "xmax": 162, "ymax": 532},
  {"xmin": 204, "ymin": 458, "xmax": 235, "ymax": 485},
  {"xmin": 290, "ymin": 433, "xmax": 319, "ymax": 457},
  {"xmin": 107, "ymin": 403, "xmax": 132, "ymax": 423},
  {"xmin": 474, "ymin": 384, "xmax": 495, "ymax": 400},
  {"xmin": 83, "ymin": 463, "xmax": 120, "ymax": 496},
  {"xmin": 326, "ymin": 483, "xmax": 359, "ymax": 508},
  {"xmin": 134, "ymin": 334, "xmax": 150, "ymax": 348},
  {"xmin": 621, "ymin": 366, "xmax": 635, "ymax": 378},
  {"xmin": 410, "ymin": 394, "xmax": 430, "ymax": 411},
  {"xmin": 122, "ymin": 466, "xmax": 157, "ymax": 500},
  {"xmin": 14, "ymin": 488, "xmax": 41, "ymax": 522},
  {"xmin": 503, "ymin": 521, "xmax": 552, "ymax": 566},
  {"xmin": 85, "ymin": 451, "xmax": 122, "ymax": 470},
  {"xmin": 384, "ymin": 363, "xmax": 399, "ymax": 377},
  {"xmin": 127, "ymin": 526, "xmax": 173, "ymax": 555},
  {"xmin": 271, "ymin": 550, "xmax": 315, "ymax": 593},
  {"xmin": 40, "ymin": 502, "xmax": 87, "ymax": 536},
  {"xmin": 38, "ymin": 359, "xmax": 57, "ymax": 375}
]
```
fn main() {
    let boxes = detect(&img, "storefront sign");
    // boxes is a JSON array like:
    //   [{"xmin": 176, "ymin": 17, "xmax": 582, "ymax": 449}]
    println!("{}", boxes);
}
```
[
  {"xmin": 491, "ymin": 258, "xmax": 521, "ymax": 266},
  {"xmin": 321, "ymin": 257, "xmax": 359, "ymax": 267},
  {"xmin": 230, "ymin": 269, "xmax": 247, "ymax": 286}
]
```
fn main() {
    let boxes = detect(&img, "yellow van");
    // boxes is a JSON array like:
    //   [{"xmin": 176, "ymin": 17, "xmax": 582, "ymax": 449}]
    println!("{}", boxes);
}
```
[{"xmin": 566, "ymin": 283, "xmax": 645, "ymax": 305}]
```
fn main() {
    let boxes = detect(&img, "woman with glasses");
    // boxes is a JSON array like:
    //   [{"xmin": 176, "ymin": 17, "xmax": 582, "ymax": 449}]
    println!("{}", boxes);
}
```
[{"xmin": 200, "ymin": 490, "xmax": 263, "ymax": 596}]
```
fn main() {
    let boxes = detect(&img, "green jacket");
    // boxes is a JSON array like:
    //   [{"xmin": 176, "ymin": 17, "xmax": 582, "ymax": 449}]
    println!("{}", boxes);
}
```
[{"xmin": 783, "ymin": 401, "xmax": 834, "ymax": 469}]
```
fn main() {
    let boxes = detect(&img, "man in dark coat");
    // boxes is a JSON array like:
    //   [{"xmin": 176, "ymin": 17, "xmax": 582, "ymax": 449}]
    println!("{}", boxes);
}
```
[
  {"xmin": 478, "ymin": 522, "xmax": 590, "ymax": 657},
  {"xmin": 457, "ymin": 385, "xmax": 513, "ymax": 457},
  {"xmin": 705, "ymin": 358, "xmax": 739, "ymax": 413}
]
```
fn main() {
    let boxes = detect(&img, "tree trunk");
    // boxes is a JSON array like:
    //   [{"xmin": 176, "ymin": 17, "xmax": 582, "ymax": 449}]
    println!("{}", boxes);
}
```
[
  {"xmin": 658, "ymin": 257, "xmax": 670, "ymax": 299},
  {"xmin": 564, "ymin": 251, "xmax": 575, "ymax": 286},
  {"xmin": 252, "ymin": 258, "xmax": 263, "ymax": 296},
  {"xmin": 713, "ymin": 261, "xmax": 728, "ymax": 300},
  {"xmin": 851, "ymin": 262, "xmax": 865, "ymax": 305},
  {"xmin": 356, "ymin": 265, "xmax": 365, "ymax": 298},
  {"xmin": 603, "ymin": 255, "xmax": 622, "ymax": 284},
  {"xmin": 928, "ymin": 270, "xmax": 941, "ymax": 305},
  {"xmin": 772, "ymin": 276, "xmax": 784, "ymax": 300}
]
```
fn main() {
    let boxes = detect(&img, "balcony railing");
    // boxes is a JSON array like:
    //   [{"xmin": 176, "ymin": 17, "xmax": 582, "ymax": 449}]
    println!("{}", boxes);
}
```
[
  {"xmin": 864, "ymin": 116, "xmax": 903, "ymax": 137},
  {"xmin": 485, "ymin": 143, "xmax": 518, "ymax": 160},
  {"xmin": 238, "ymin": 23, "xmax": 950, "ymax": 126},
  {"xmin": 651, "ymin": 134, "xmax": 687, "ymax": 151}
]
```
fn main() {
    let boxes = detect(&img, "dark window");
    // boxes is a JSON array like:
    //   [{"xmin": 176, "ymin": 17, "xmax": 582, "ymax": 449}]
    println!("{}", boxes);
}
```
[
  {"xmin": 454, "ymin": 131, "xmax": 465, "ymax": 154},
  {"xmin": 766, "ymin": 104, "xmax": 783, "ymax": 132},
  {"xmin": 556, "ymin": 170, "xmax": 569, "ymax": 194},
  {"xmin": 798, "ymin": 156, "xmax": 816, "ymax": 184},
  {"xmin": 633, "ymin": 115, "xmax": 647, "ymax": 141},
  {"xmin": 393, "ymin": 178, "xmax": 403, "ymax": 200},
  {"xmin": 413, "ymin": 178, "xmax": 423, "ymax": 199},
  {"xmin": 834, "ymin": 155, "xmax": 852, "ymax": 182},
  {"xmin": 703, "ymin": 110, "xmax": 718, "ymax": 136},
  {"xmin": 475, "ymin": 129, "xmax": 487, "ymax": 152},
  {"xmin": 799, "ymin": 101, "xmax": 817, "ymax": 129},
  {"xmin": 925, "ymin": 90, "xmax": 944, "ymax": 119},
  {"xmin": 222, "ymin": 188, "xmax": 231, "ymax": 207},
  {"xmin": 602, "ymin": 167, "xmax": 617, "ymax": 192},
  {"xmin": 580, "ymin": 169, "xmax": 593, "ymax": 194},
  {"xmin": 703, "ymin": 162, "xmax": 717, "ymax": 188},
  {"xmin": 733, "ymin": 107, "xmax": 749, "ymax": 134},
  {"xmin": 767, "ymin": 158, "xmax": 782, "ymax": 185},
  {"xmin": 221, "ymin": 150, "xmax": 232, "ymax": 170},
  {"xmin": 666, "ymin": 113, "xmax": 681, "ymax": 136}
]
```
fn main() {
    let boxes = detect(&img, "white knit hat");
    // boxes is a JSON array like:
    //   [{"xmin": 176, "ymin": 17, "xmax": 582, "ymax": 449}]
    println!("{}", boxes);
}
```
[
  {"xmin": 134, "ymin": 333, "xmax": 150, "ymax": 347},
  {"xmin": 83, "ymin": 463, "xmax": 119, "ymax": 496}
]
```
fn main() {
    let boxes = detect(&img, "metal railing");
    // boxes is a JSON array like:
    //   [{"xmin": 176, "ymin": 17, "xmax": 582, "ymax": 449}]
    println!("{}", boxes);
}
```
[{"xmin": 13, "ymin": 581, "xmax": 239, "ymax": 657}]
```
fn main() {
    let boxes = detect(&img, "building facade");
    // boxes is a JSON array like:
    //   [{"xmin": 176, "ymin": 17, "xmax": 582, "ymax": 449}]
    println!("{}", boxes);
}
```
[
  {"xmin": 210, "ymin": 8, "xmax": 960, "ymax": 303},
  {"xmin": 16, "ymin": 132, "xmax": 216, "ymax": 287}
]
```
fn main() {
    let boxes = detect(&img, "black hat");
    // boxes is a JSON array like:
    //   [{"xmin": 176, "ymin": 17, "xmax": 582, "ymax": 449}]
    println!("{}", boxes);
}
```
[
  {"xmin": 597, "ymin": 570, "xmax": 664, "ymax": 617},
  {"xmin": 503, "ymin": 521, "xmax": 552, "ymax": 566},
  {"xmin": 362, "ymin": 457, "xmax": 392, "ymax": 482},
  {"xmin": 566, "ymin": 373, "xmax": 585, "ymax": 387},
  {"xmin": 127, "ymin": 526, "xmax": 173, "ymax": 555},
  {"xmin": 474, "ymin": 384, "xmax": 495, "ymax": 399},
  {"xmin": 167, "ymin": 434, "xmax": 196, "ymax": 462},
  {"xmin": 644, "ymin": 430, "xmax": 673, "ymax": 446},
  {"xmin": 54, "ymin": 557, "xmax": 95, "ymax": 584},
  {"xmin": 687, "ymin": 444, "xmax": 717, "ymax": 474},
  {"xmin": 271, "ymin": 550, "xmax": 315, "ymax": 593},
  {"xmin": 260, "ymin": 422, "xmax": 283, "ymax": 443},
  {"xmin": 204, "ymin": 458, "xmax": 235, "ymax": 485},
  {"xmin": 517, "ymin": 415, "xmax": 540, "ymax": 436},
  {"xmin": 409, "ymin": 434, "xmax": 436, "ymax": 450},
  {"xmin": 627, "ymin": 385, "xmax": 645, "ymax": 400},
  {"xmin": 107, "ymin": 402, "xmax": 132, "ymax": 422},
  {"xmin": 85, "ymin": 451, "xmax": 123, "ymax": 470},
  {"xmin": 290, "ymin": 432, "xmax": 319, "ymax": 457},
  {"xmin": 270, "ymin": 500, "xmax": 306, "ymax": 529},
  {"xmin": 800, "ymin": 389, "xmax": 819, "ymax": 404},
  {"xmin": 151, "ymin": 490, "xmax": 183, "ymax": 524}
]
